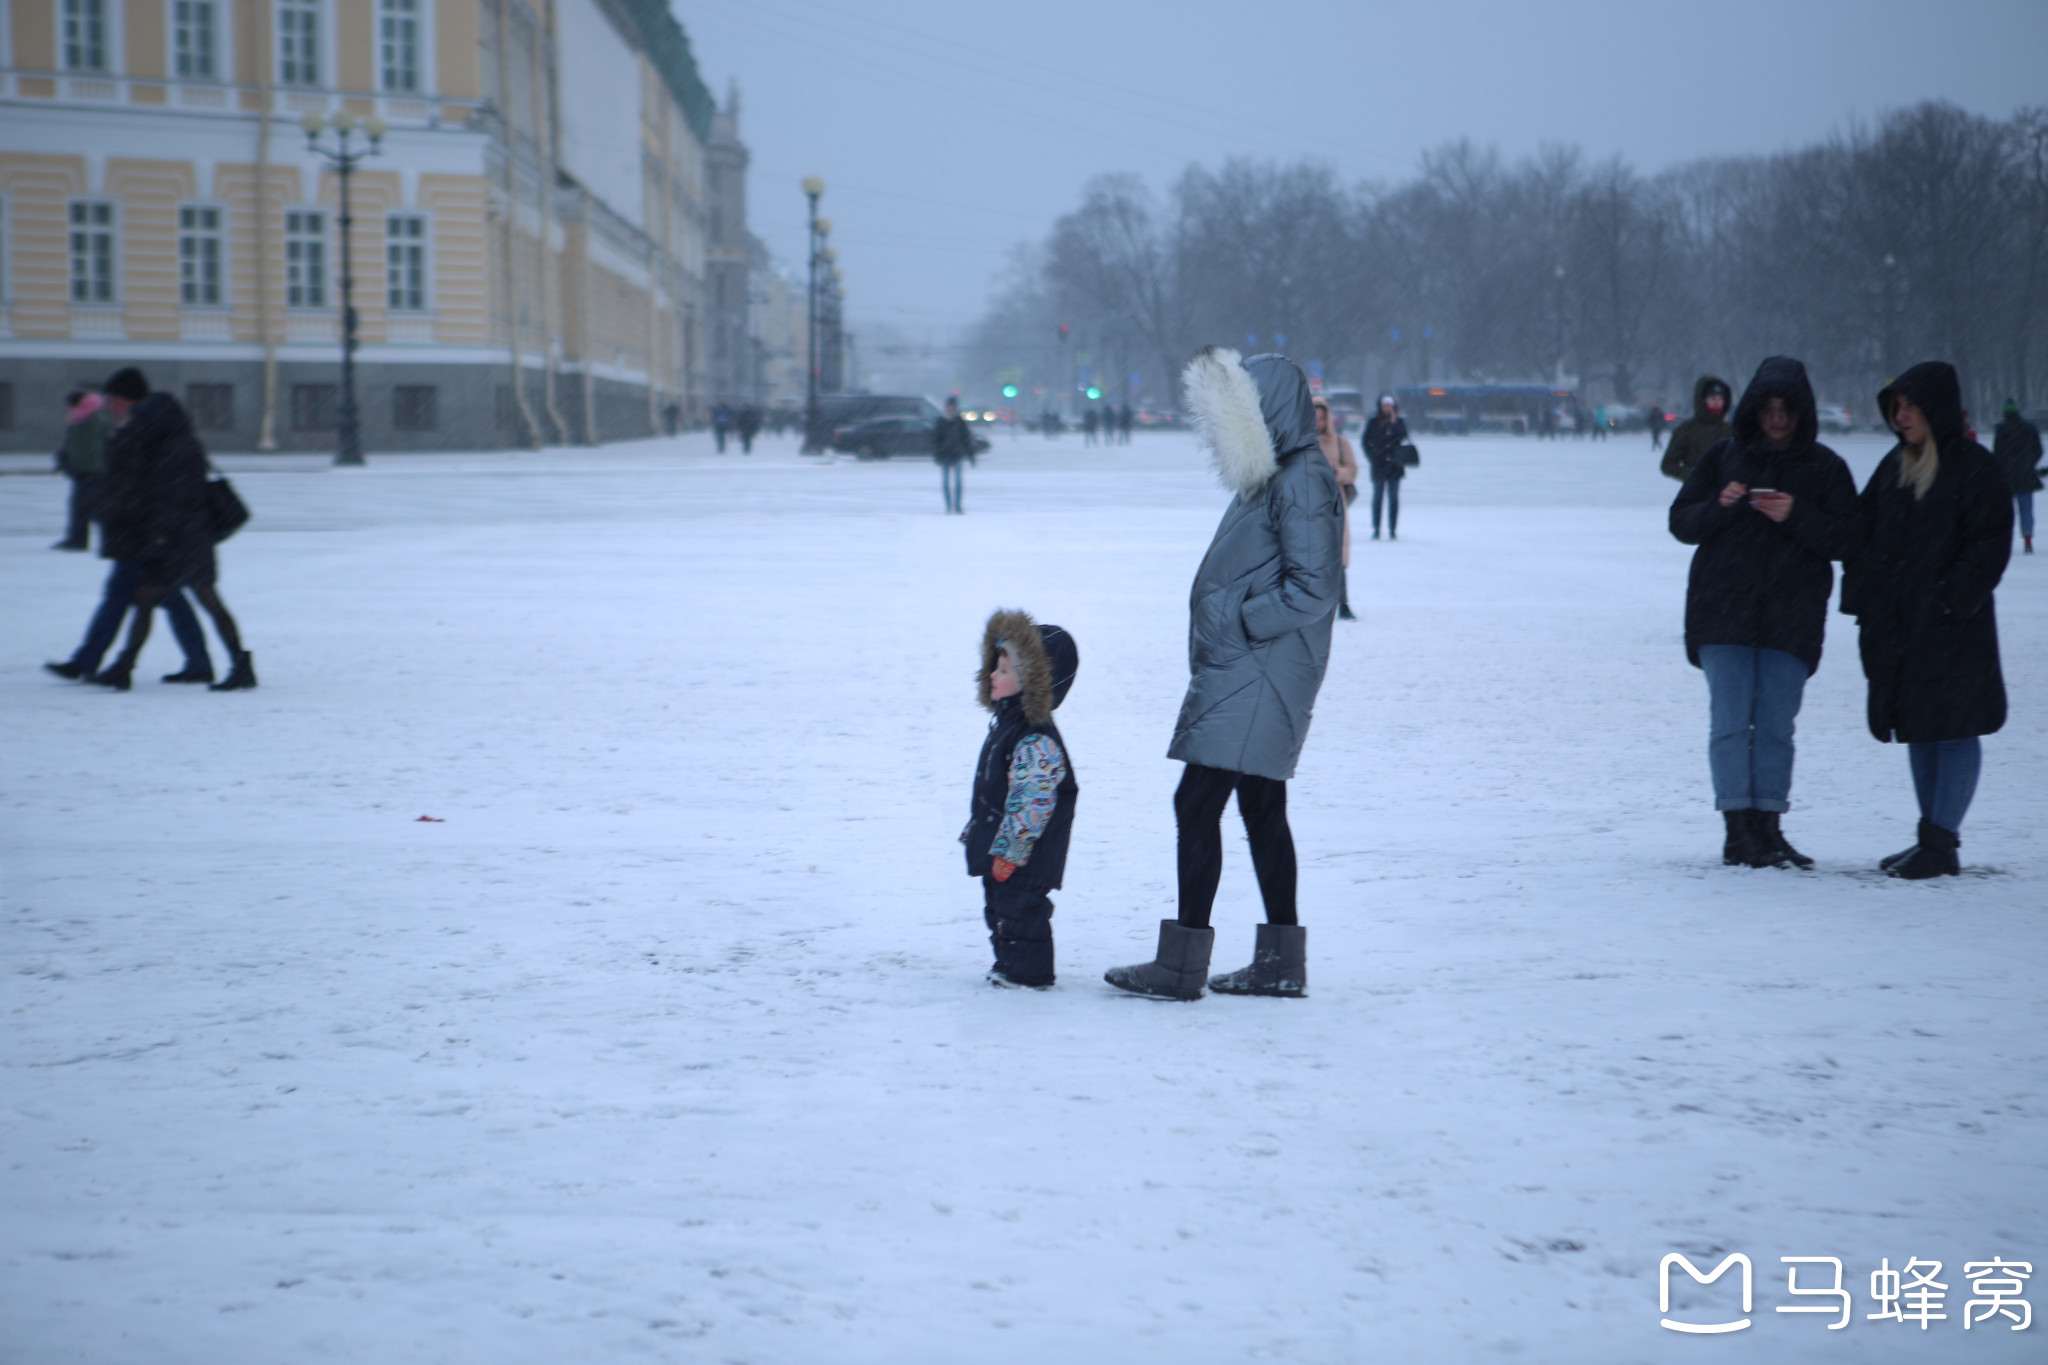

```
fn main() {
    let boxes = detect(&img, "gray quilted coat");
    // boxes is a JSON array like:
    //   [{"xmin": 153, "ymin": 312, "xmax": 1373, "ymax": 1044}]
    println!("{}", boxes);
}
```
[{"xmin": 1167, "ymin": 350, "xmax": 1343, "ymax": 781}]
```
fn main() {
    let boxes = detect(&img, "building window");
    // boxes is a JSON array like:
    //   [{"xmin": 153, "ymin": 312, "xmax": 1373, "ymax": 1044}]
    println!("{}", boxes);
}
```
[
  {"xmin": 278, "ymin": 0, "xmax": 320, "ymax": 86},
  {"xmin": 379, "ymin": 0, "xmax": 418, "ymax": 92},
  {"xmin": 179, "ymin": 205, "xmax": 224, "ymax": 306},
  {"xmin": 187, "ymin": 383, "xmax": 234, "ymax": 431},
  {"xmin": 285, "ymin": 210, "xmax": 327, "ymax": 307},
  {"xmin": 64, "ymin": 0, "xmax": 108, "ymax": 71},
  {"xmin": 386, "ymin": 213, "xmax": 426, "ymax": 310},
  {"xmin": 174, "ymin": 0, "xmax": 217, "ymax": 78},
  {"xmin": 69, "ymin": 201, "xmax": 116, "ymax": 303},
  {"xmin": 393, "ymin": 384, "xmax": 437, "ymax": 431},
  {"xmin": 291, "ymin": 383, "xmax": 337, "ymax": 430}
]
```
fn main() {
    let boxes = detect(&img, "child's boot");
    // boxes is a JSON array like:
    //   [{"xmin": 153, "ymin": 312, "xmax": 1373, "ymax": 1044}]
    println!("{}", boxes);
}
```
[
  {"xmin": 1104, "ymin": 920, "xmax": 1213, "ymax": 1000},
  {"xmin": 1208, "ymin": 923, "xmax": 1307, "ymax": 997}
]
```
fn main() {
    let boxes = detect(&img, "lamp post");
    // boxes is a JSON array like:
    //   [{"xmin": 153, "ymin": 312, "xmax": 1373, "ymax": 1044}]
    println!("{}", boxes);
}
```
[
  {"xmin": 302, "ymin": 109, "xmax": 385, "ymax": 466},
  {"xmin": 801, "ymin": 175, "xmax": 824, "ymax": 450}
]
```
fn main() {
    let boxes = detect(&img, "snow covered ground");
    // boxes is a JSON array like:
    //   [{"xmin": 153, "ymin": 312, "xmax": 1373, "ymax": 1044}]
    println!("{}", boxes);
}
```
[{"xmin": 3, "ymin": 427, "xmax": 2042, "ymax": 1363}]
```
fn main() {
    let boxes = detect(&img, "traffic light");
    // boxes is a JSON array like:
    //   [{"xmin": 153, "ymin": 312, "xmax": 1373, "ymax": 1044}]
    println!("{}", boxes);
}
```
[
  {"xmin": 1002, "ymin": 384, "xmax": 1018, "ymax": 399},
  {"xmin": 1085, "ymin": 386, "xmax": 1102, "ymax": 401}
]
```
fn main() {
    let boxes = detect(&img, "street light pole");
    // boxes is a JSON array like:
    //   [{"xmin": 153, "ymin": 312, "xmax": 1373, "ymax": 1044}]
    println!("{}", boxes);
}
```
[
  {"xmin": 801, "ymin": 175, "xmax": 824, "ymax": 451},
  {"xmin": 302, "ymin": 110, "xmax": 385, "ymax": 466}
]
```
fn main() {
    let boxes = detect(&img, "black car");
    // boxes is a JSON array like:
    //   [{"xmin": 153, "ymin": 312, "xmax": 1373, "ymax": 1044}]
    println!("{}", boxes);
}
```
[{"xmin": 830, "ymin": 414, "xmax": 991, "ymax": 460}]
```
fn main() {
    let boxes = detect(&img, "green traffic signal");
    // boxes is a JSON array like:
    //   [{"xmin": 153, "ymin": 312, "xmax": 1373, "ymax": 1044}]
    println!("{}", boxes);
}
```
[
  {"xmin": 1002, "ymin": 385, "xmax": 1018, "ymax": 399},
  {"xmin": 1085, "ymin": 387, "xmax": 1102, "ymax": 401}
]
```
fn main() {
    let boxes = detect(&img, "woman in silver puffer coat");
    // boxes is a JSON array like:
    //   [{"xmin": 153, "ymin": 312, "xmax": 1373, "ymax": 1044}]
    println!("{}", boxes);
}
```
[{"xmin": 1106, "ymin": 349, "xmax": 1343, "ymax": 1001}]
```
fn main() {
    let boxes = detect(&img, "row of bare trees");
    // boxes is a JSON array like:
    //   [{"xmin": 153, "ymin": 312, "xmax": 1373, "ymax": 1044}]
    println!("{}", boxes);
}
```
[{"xmin": 968, "ymin": 101, "xmax": 2048, "ymax": 420}]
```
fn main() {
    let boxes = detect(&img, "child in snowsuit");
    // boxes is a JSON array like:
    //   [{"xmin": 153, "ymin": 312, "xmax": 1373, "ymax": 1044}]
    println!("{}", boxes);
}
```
[{"xmin": 961, "ymin": 611, "xmax": 1080, "ymax": 988}]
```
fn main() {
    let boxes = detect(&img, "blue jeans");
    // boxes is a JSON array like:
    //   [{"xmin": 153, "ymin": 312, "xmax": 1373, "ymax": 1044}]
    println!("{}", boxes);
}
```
[
  {"xmin": 2017, "ymin": 492, "xmax": 2035, "ymax": 540},
  {"xmin": 1909, "ymin": 738, "xmax": 1981, "ymax": 832},
  {"xmin": 940, "ymin": 459, "xmax": 963, "ymax": 512},
  {"xmin": 1371, "ymin": 477, "xmax": 1399, "ymax": 534},
  {"xmin": 1699, "ymin": 645, "xmax": 1808, "ymax": 812},
  {"xmin": 71, "ymin": 560, "xmax": 209, "ymax": 674}
]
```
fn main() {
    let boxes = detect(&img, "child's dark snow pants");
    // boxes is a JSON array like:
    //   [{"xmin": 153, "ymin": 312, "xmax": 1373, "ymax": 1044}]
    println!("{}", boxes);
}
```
[{"xmin": 983, "ymin": 876, "xmax": 1054, "ymax": 985}]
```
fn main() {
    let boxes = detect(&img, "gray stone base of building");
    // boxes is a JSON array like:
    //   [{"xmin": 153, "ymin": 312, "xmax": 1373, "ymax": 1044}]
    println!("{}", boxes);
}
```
[{"xmin": 0, "ymin": 357, "xmax": 681, "ymax": 455}]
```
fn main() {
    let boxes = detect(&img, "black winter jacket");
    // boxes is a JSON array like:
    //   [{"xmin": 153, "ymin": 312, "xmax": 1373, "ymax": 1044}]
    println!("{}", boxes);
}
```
[
  {"xmin": 1362, "ymin": 413, "xmax": 1409, "ymax": 482},
  {"xmin": 962, "ymin": 617, "xmax": 1080, "ymax": 891},
  {"xmin": 1668, "ymin": 357, "xmax": 1860, "ymax": 676},
  {"xmin": 99, "ymin": 393, "xmax": 212, "ymax": 568},
  {"xmin": 1992, "ymin": 412, "xmax": 2044, "ymax": 495},
  {"xmin": 933, "ymin": 414, "xmax": 976, "ymax": 464},
  {"xmin": 1660, "ymin": 375, "xmax": 1731, "ymax": 482},
  {"xmin": 1842, "ymin": 362, "xmax": 2011, "ymax": 743}
]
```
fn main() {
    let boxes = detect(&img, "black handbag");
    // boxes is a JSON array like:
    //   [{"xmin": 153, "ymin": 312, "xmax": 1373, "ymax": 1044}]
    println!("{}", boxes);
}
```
[
  {"xmin": 207, "ymin": 476, "xmax": 250, "ymax": 543},
  {"xmin": 1399, "ymin": 442, "xmax": 1420, "ymax": 467}
]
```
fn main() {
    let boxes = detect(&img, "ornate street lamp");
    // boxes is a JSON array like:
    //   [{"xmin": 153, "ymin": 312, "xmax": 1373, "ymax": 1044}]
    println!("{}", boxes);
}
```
[
  {"xmin": 302, "ymin": 109, "xmax": 385, "ymax": 466},
  {"xmin": 801, "ymin": 175, "xmax": 824, "ymax": 451}
]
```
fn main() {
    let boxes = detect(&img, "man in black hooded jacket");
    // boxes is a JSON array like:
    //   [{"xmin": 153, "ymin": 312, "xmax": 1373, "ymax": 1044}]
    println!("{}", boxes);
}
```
[
  {"xmin": 1661, "ymin": 376, "xmax": 1731, "ymax": 482},
  {"xmin": 1670, "ymin": 357, "xmax": 1860, "ymax": 868}
]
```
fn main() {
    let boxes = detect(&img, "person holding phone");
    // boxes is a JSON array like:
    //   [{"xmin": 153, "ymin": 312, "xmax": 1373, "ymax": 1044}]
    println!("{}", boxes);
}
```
[{"xmin": 1669, "ymin": 357, "xmax": 1860, "ymax": 868}]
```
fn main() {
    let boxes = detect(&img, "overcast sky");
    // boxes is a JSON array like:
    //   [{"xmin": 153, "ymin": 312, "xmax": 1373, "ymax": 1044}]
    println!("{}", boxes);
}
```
[{"xmin": 679, "ymin": 0, "xmax": 2048, "ymax": 349}]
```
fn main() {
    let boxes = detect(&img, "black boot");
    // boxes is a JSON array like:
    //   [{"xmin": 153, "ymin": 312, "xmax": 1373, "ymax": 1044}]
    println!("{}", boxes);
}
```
[
  {"xmin": 1721, "ymin": 809, "xmax": 1762, "ymax": 866},
  {"xmin": 209, "ymin": 651, "xmax": 258, "ymax": 691},
  {"xmin": 1878, "ymin": 843, "xmax": 1919, "ymax": 872},
  {"xmin": 1104, "ymin": 920, "xmax": 1214, "ymax": 1000},
  {"xmin": 1757, "ymin": 812, "xmax": 1814, "ymax": 869},
  {"xmin": 1337, "ymin": 569, "xmax": 1356, "ymax": 620},
  {"xmin": 88, "ymin": 661, "xmax": 134, "ymax": 691},
  {"xmin": 1888, "ymin": 818, "xmax": 1960, "ymax": 879},
  {"xmin": 44, "ymin": 660, "xmax": 89, "ymax": 680},
  {"xmin": 161, "ymin": 662, "xmax": 215, "ymax": 684},
  {"xmin": 1208, "ymin": 923, "xmax": 1307, "ymax": 997}
]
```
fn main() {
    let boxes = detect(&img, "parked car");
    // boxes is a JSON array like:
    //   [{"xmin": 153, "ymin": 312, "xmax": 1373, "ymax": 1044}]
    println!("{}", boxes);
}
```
[
  {"xmin": 830, "ymin": 414, "xmax": 991, "ymax": 461},
  {"xmin": 1815, "ymin": 403, "xmax": 1855, "ymax": 434},
  {"xmin": 804, "ymin": 393, "xmax": 941, "ymax": 452}
]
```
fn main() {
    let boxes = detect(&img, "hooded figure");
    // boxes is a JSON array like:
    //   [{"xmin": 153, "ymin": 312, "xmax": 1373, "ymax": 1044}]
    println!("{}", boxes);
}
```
[
  {"xmin": 1106, "ymin": 349, "xmax": 1341, "ymax": 1002},
  {"xmin": 1991, "ymin": 399, "xmax": 2043, "ymax": 554},
  {"xmin": 1660, "ymin": 375, "xmax": 1732, "ymax": 482},
  {"xmin": 1841, "ymin": 361, "xmax": 2011, "ymax": 878},
  {"xmin": 1669, "ymin": 356, "xmax": 1860, "ymax": 869},
  {"xmin": 963, "ymin": 611, "xmax": 1079, "ymax": 987}
]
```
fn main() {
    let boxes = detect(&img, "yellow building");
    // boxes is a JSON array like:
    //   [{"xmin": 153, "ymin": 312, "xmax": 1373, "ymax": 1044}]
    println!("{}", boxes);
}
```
[{"xmin": 0, "ymin": 0, "xmax": 718, "ymax": 450}]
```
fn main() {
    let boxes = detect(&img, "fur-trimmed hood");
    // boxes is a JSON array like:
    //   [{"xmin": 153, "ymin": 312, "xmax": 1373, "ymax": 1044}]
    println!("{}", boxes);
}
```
[
  {"xmin": 977, "ymin": 610, "xmax": 1079, "ymax": 726},
  {"xmin": 1181, "ymin": 347, "xmax": 1319, "ymax": 499}
]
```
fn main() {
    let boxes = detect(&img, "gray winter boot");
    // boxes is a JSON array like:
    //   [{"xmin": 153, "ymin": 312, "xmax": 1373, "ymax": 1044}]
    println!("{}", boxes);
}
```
[
  {"xmin": 1208, "ymin": 923, "xmax": 1307, "ymax": 997},
  {"xmin": 1104, "ymin": 920, "xmax": 1215, "ymax": 1000}
]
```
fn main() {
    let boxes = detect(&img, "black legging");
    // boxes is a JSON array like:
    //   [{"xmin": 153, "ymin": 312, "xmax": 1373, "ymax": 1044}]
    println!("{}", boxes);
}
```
[{"xmin": 1174, "ymin": 762, "xmax": 1297, "ymax": 929}]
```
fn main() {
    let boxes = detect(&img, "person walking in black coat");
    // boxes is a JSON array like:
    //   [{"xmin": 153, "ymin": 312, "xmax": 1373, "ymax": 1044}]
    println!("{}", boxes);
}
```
[
  {"xmin": 89, "ymin": 368, "xmax": 255, "ymax": 692},
  {"xmin": 1992, "ymin": 399, "xmax": 2044, "ymax": 554},
  {"xmin": 1669, "ymin": 357, "xmax": 1860, "ymax": 868},
  {"xmin": 1361, "ymin": 394, "xmax": 1409, "ymax": 540},
  {"xmin": 53, "ymin": 387, "xmax": 110, "ymax": 550},
  {"xmin": 933, "ymin": 397, "xmax": 975, "ymax": 514},
  {"xmin": 1841, "ymin": 362, "xmax": 2011, "ymax": 878}
]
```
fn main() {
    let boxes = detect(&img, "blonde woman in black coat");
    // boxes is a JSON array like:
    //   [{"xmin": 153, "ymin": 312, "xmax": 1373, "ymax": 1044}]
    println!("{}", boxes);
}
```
[{"xmin": 1841, "ymin": 362, "xmax": 2011, "ymax": 878}]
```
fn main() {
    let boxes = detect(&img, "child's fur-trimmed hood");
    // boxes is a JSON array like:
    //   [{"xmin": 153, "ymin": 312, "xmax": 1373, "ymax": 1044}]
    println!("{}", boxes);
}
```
[{"xmin": 977, "ymin": 610, "xmax": 1079, "ymax": 726}]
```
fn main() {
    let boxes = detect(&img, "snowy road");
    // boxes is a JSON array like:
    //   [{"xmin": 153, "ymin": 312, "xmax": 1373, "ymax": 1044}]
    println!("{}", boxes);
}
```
[{"xmin": 4, "ymin": 430, "xmax": 2043, "ymax": 1363}]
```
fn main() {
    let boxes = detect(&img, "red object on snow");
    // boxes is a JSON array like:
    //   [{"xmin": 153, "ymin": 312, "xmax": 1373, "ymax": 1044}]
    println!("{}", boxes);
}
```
[{"xmin": 416, "ymin": 815, "xmax": 445, "ymax": 822}]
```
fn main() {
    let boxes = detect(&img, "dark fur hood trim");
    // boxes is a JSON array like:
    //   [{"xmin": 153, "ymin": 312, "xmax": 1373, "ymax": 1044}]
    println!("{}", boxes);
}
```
[{"xmin": 977, "ymin": 609, "xmax": 1078, "ymax": 725}]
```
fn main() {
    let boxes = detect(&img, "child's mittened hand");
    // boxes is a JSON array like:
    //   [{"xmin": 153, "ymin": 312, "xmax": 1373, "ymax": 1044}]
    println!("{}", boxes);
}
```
[{"xmin": 991, "ymin": 857, "xmax": 1017, "ymax": 882}]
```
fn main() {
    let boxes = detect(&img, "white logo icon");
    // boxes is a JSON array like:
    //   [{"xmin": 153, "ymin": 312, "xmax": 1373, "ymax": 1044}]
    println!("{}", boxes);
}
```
[{"xmin": 1661, "ymin": 1252, "xmax": 1753, "ymax": 1334}]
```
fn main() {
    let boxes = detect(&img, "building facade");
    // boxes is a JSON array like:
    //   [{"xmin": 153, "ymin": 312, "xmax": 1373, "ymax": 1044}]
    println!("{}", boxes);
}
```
[{"xmin": 0, "ymin": 0, "xmax": 733, "ymax": 452}]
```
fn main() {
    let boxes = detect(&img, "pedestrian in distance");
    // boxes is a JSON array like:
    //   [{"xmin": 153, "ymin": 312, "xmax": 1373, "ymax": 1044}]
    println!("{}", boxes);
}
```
[
  {"xmin": 1661, "ymin": 376, "xmax": 1732, "ymax": 483},
  {"xmin": 86, "ymin": 368, "xmax": 256, "ymax": 692},
  {"xmin": 712, "ymin": 401, "xmax": 733, "ymax": 453},
  {"xmin": 961, "ymin": 611, "xmax": 1080, "ymax": 988},
  {"xmin": 736, "ymin": 405, "xmax": 761, "ymax": 454},
  {"xmin": 1362, "ymin": 394, "xmax": 1409, "ymax": 540},
  {"xmin": 933, "ymin": 396, "xmax": 975, "ymax": 514},
  {"xmin": 1992, "ymin": 398, "xmax": 2044, "ymax": 554},
  {"xmin": 1841, "ymin": 362, "xmax": 2011, "ymax": 879},
  {"xmin": 1106, "ymin": 349, "xmax": 1341, "ymax": 1001},
  {"xmin": 1669, "ymin": 357, "xmax": 1860, "ymax": 869},
  {"xmin": 1647, "ymin": 403, "xmax": 1667, "ymax": 450},
  {"xmin": 1311, "ymin": 394, "xmax": 1360, "ymax": 620},
  {"xmin": 53, "ymin": 387, "xmax": 110, "ymax": 551},
  {"xmin": 1081, "ymin": 408, "xmax": 1099, "ymax": 447},
  {"xmin": 1119, "ymin": 403, "xmax": 1135, "ymax": 445}
]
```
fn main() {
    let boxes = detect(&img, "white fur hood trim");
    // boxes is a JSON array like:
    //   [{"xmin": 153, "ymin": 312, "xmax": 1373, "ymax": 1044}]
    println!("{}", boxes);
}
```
[{"xmin": 1182, "ymin": 346, "xmax": 1277, "ymax": 498}]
